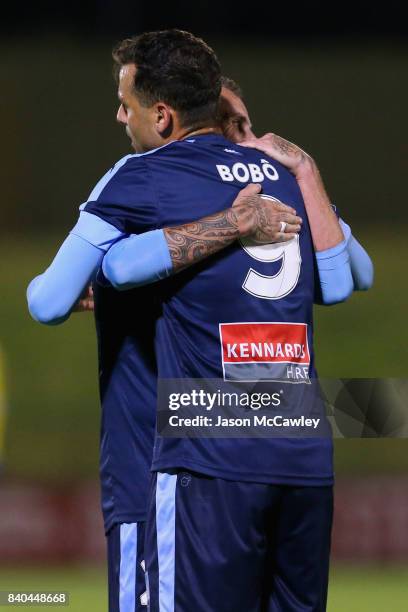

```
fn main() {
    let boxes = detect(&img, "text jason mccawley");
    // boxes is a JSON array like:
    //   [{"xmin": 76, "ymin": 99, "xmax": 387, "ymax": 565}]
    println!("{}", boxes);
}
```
[{"xmin": 167, "ymin": 390, "xmax": 321, "ymax": 430}]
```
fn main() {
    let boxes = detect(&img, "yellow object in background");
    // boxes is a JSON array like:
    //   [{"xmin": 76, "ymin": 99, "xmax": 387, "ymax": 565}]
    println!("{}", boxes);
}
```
[{"xmin": 0, "ymin": 346, "xmax": 7, "ymax": 465}]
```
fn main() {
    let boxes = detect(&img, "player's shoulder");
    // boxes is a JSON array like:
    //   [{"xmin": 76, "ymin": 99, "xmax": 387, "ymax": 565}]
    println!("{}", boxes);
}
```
[
  {"xmin": 236, "ymin": 144, "xmax": 294, "ymax": 178},
  {"xmin": 82, "ymin": 140, "xmax": 186, "ymax": 209},
  {"xmin": 102, "ymin": 141, "xmax": 187, "ymax": 176},
  {"xmin": 92, "ymin": 142, "xmax": 177, "ymax": 183},
  {"xmin": 84, "ymin": 150, "xmax": 159, "ymax": 205}
]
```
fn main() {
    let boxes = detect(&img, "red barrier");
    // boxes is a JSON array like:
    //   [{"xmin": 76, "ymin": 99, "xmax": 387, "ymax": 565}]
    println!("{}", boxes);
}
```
[
  {"xmin": 1, "ymin": 477, "xmax": 408, "ymax": 563},
  {"xmin": 0, "ymin": 481, "xmax": 104, "ymax": 564},
  {"xmin": 332, "ymin": 477, "xmax": 408, "ymax": 562}
]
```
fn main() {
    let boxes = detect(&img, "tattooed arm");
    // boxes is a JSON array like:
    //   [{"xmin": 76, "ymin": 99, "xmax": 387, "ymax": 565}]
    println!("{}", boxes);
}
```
[
  {"xmin": 240, "ymin": 134, "xmax": 373, "ymax": 298},
  {"xmin": 102, "ymin": 184, "xmax": 302, "ymax": 289},
  {"xmin": 165, "ymin": 183, "xmax": 302, "ymax": 273},
  {"xmin": 240, "ymin": 134, "xmax": 344, "ymax": 252}
]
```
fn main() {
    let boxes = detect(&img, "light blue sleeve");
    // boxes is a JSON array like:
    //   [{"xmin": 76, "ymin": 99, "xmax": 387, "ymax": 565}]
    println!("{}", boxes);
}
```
[
  {"xmin": 103, "ymin": 222, "xmax": 372, "ymax": 300},
  {"xmin": 315, "ymin": 239, "xmax": 354, "ymax": 305},
  {"xmin": 339, "ymin": 219, "xmax": 374, "ymax": 290},
  {"xmin": 27, "ymin": 212, "xmax": 125, "ymax": 325},
  {"xmin": 102, "ymin": 229, "xmax": 173, "ymax": 290}
]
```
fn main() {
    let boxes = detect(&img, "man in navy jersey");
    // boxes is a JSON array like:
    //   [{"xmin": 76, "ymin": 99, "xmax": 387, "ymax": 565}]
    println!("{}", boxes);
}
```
[
  {"xmin": 27, "ymin": 31, "xmax": 373, "ymax": 612},
  {"xmin": 27, "ymin": 67, "xmax": 306, "ymax": 612},
  {"xmin": 95, "ymin": 32, "xmax": 354, "ymax": 612}
]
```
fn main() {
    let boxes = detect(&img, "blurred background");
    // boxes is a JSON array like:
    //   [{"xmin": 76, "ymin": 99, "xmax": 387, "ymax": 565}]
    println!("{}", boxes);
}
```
[{"xmin": 1, "ymin": 2, "xmax": 407, "ymax": 610}]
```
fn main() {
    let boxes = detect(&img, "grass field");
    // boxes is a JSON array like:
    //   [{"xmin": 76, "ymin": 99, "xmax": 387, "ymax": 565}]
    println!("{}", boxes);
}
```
[
  {"xmin": 328, "ymin": 565, "xmax": 408, "ymax": 611},
  {"xmin": 1, "ymin": 564, "xmax": 408, "ymax": 611},
  {"xmin": 0, "ymin": 566, "xmax": 106, "ymax": 611}
]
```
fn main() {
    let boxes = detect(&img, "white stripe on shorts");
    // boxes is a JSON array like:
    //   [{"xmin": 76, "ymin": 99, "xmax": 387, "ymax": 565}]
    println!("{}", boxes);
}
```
[
  {"xmin": 119, "ymin": 522, "xmax": 138, "ymax": 612},
  {"xmin": 156, "ymin": 473, "xmax": 177, "ymax": 612}
]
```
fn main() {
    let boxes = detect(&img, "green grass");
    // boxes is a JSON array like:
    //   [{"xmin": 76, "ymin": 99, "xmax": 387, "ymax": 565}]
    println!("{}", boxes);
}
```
[
  {"xmin": 1, "ymin": 565, "xmax": 408, "ymax": 611},
  {"xmin": 1, "ymin": 235, "xmax": 100, "ymax": 480},
  {"xmin": 328, "ymin": 565, "xmax": 408, "ymax": 611},
  {"xmin": 0, "ymin": 566, "xmax": 106, "ymax": 611},
  {"xmin": 314, "ymin": 228, "xmax": 408, "ymax": 378}
]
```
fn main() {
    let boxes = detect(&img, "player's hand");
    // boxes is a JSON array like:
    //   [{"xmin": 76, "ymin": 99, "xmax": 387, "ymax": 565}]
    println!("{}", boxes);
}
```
[
  {"xmin": 240, "ymin": 133, "xmax": 315, "ymax": 178},
  {"xmin": 73, "ymin": 285, "xmax": 94, "ymax": 312},
  {"xmin": 232, "ymin": 184, "xmax": 302, "ymax": 243}
]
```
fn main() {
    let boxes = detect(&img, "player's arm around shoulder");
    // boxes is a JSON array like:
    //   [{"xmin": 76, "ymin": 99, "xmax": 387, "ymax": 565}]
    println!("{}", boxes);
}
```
[
  {"xmin": 26, "ymin": 156, "xmax": 140, "ymax": 325},
  {"xmin": 240, "ymin": 133, "xmax": 374, "ymax": 304},
  {"xmin": 102, "ymin": 184, "xmax": 303, "ymax": 289},
  {"xmin": 26, "ymin": 214, "xmax": 124, "ymax": 325}
]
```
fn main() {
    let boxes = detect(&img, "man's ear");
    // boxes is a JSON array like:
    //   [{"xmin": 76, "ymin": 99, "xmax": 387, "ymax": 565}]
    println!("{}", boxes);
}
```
[{"xmin": 155, "ymin": 103, "xmax": 173, "ymax": 138}]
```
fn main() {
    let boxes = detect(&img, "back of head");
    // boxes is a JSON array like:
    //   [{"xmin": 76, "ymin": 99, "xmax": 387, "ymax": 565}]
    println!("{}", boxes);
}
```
[
  {"xmin": 113, "ymin": 29, "xmax": 222, "ymax": 129},
  {"xmin": 220, "ymin": 75, "xmax": 244, "ymax": 100}
]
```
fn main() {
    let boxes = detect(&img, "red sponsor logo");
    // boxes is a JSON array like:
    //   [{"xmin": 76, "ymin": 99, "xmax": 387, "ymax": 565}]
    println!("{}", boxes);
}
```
[{"xmin": 219, "ymin": 322, "xmax": 310, "ymax": 364}]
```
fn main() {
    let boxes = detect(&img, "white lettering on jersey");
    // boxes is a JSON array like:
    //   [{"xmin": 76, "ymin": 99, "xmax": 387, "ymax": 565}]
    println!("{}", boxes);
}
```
[
  {"xmin": 248, "ymin": 164, "xmax": 264, "ymax": 182},
  {"xmin": 224, "ymin": 341, "xmax": 307, "ymax": 360},
  {"xmin": 260, "ymin": 159, "xmax": 279, "ymax": 181},
  {"xmin": 216, "ymin": 161, "xmax": 279, "ymax": 183},
  {"xmin": 286, "ymin": 365, "xmax": 309, "ymax": 380},
  {"xmin": 240, "ymin": 195, "xmax": 302, "ymax": 299},
  {"xmin": 219, "ymin": 322, "xmax": 311, "ymax": 383},
  {"xmin": 227, "ymin": 343, "xmax": 238, "ymax": 358},
  {"xmin": 216, "ymin": 164, "xmax": 235, "ymax": 181},
  {"xmin": 233, "ymin": 163, "xmax": 250, "ymax": 182}
]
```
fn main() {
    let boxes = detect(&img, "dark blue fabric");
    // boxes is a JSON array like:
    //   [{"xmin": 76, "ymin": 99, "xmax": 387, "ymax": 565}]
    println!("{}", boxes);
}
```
[
  {"xmin": 145, "ymin": 470, "xmax": 333, "ymax": 612},
  {"xmin": 94, "ymin": 281, "xmax": 158, "ymax": 531},
  {"xmin": 88, "ymin": 134, "xmax": 334, "ymax": 532},
  {"xmin": 146, "ymin": 135, "xmax": 332, "ymax": 484},
  {"xmin": 84, "ymin": 153, "xmax": 159, "ymax": 233}
]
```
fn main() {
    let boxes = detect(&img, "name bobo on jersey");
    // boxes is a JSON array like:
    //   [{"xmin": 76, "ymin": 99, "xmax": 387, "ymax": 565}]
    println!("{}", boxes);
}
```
[{"xmin": 216, "ymin": 159, "xmax": 279, "ymax": 183}]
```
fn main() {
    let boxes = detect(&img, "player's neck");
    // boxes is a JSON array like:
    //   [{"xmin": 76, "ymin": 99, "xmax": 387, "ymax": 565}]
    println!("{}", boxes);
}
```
[{"xmin": 179, "ymin": 126, "xmax": 222, "ymax": 140}]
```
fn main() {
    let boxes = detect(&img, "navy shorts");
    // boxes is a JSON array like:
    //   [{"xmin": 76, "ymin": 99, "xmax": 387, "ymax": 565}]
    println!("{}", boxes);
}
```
[
  {"xmin": 145, "ymin": 471, "xmax": 333, "ymax": 612},
  {"xmin": 107, "ymin": 522, "xmax": 147, "ymax": 611}
]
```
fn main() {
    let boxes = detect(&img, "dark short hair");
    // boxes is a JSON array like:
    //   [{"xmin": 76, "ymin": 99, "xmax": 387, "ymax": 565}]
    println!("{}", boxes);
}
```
[
  {"xmin": 113, "ymin": 30, "xmax": 221, "ymax": 129},
  {"xmin": 220, "ymin": 75, "xmax": 244, "ymax": 100}
]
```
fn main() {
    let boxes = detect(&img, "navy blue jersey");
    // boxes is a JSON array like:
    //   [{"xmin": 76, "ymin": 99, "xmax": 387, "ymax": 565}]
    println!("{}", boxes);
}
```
[
  {"xmin": 93, "ymin": 280, "xmax": 158, "ymax": 532},
  {"xmin": 85, "ymin": 133, "xmax": 333, "ymax": 494}
]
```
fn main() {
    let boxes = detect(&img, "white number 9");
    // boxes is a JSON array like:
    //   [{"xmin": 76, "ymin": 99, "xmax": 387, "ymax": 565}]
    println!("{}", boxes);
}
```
[{"xmin": 239, "ymin": 195, "xmax": 302, "ymax": 300}]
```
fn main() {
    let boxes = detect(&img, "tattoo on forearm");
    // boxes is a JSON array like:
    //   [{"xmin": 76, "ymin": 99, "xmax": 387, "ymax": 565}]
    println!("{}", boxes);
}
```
[
  {"xmin": 164, "ymin": 209, "xmax": 241, "ymax": 272},
  {"xmin": 272, "ymin": 135, "xmax": 306, "ymax": 164},
  {"xmin": 164, "ymin": 195, "xmax": 278, "ymax": 273}
]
